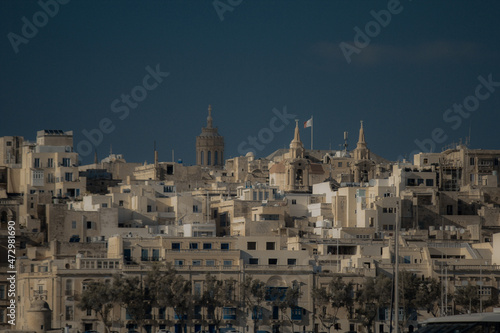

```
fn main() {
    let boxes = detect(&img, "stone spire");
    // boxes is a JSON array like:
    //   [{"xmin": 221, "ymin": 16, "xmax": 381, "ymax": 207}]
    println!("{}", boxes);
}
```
[
  {"xmin": 358, "ymin": 120, "xmax": 366, "ymax": 146},
  {"xmin": 292, "ymin": 119, "xmax": 301, "ymax": 143},
  {"xmin": 354, "ymin": 120, "xmax": 369, "ymax": 160},
  {"xmin": 289, "ymin": 119, "xmax": 304, "ymax": 159},
  {"xmin": 207, "ymin": 105, "xmax": 213, "ymax": 129}
]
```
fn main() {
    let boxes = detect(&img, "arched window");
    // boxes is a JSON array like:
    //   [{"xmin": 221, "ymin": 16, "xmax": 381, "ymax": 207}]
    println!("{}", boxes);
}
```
[
  {"xmin": 208, "ymin": 151, "xmax": 211, "ymax": 166},
  {"xmin": 214, "ymin": 151, "xmax": 218, "ymax": 166},
  {"xmin": 200, "ymin": 151, "xmax": 204, "ymax": 165},
  {"xmin": 296, "ymin": 169, "xmax": 303, "ymax": 185}
]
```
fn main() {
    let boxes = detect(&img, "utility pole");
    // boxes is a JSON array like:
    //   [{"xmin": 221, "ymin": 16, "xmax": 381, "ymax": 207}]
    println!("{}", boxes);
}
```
[
  {"xmin": 480, "ymin": 263, "xmax": 483, "ymax": 313},
  {"xmin": 394, "ymin": 200, "xmax": 400, "ymax": 333}
]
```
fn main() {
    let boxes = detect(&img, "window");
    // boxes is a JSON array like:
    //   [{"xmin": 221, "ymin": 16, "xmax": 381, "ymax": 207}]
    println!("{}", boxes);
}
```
[
  {"xmin": 87, "ymin": 221, "xmax": 92, "ymax": 229},
  {"xmin": 34, "ymin": 158, "xmax": 40, "ymax": 168},
  {"xmin": 194, "ymin": 282, "xmax": 202, "ymax": 296},
  {"xmin": 268, "ymin": 258, "xmax": 278, "ymax": 265},
  {"xmin": 423, "ymin": 158, "xmax": 428, "ymax": 164},
  {"xmin": 147, "ymin": 205, "xmax": 152, "ymax": 212},
  {"xmin": 0, "ymin": 285, "xmax": 5, "ymax": 299},
  {"xmin": 291, "ymin": 307, "xmax": 302, "ymax": 320},
  {"xmin": 206, "ymin": 260, "xmax": 215, "ymax": 266},
  {"xmin": 404, "ymin": 256, "xmax": 411, "ymax": 264},
  {"xmin": 174, "ymin": 260, "xmax": 184, "ymax": 267},
  {"xmin": 193, "ymin": 260, "xmax": 202, "ymax": 266},
  {"xmin": 446, "ymin": 205, "xmax": 453, "ymax": 215},
  {"xmin": 65, "ymin": 172, "xmax": 73, "ymax": 182},
  {"xmin": 200, "ymin": 151, "xmax": 204, "ymax": 165},
  {"xmin": 172, "ymin": 243, "xmax": 180, "ymax": 251},
  {"xmin": 101, "ymin": 203, "xmax": 108, "ymax": 208},
  {"xmin": 221, "ymin": 243, "xmax": 229, "ymax": 250},
  {"xmin": 47, "ymin": 158, "xmax": 53, "ymax": 168},
  {"xmin": 287, "ymin": 258, "xmax": 297, "ymax": 266},
  {"xmin": 291, "ymin": 199, "xmax": 297, "ymax": 205},
  {"xmin": 249, "ymin": 258, "xmax": 259, "ymax": 265},
  {"xmin": 62, "ymin": 158, "xmax": 71, "ymax": 167},
  {"xmin": 6, "ymin": 141, "xmax": 12, "ymax": 146},
  {"xmin": 383, "ymin": 208, "xmax": 388, "ymax": 213},
  {"xmin": 189, "ymin": 242, "xmax": 198, "ymax": 250},
  {"xmin": 266, "ymin": 242, "xmax": 275, "ymax": 250},
  {"xmin": 272, "ymin": 306, "xmax": 279, "ymax": 319},
  {"xmin": 141, "ymin": 249, "xmax": 148, "ymax": 261},
  {"xmin": 470, "ymin": 157, "xmax": 475, "ymax": 165},
  {"xmin": 123, "ymin": 249, "xmax": 131, "ymax": 262},
  {"xmin": 214, "ymin": 151, "xmax": 218, "ymax": 166},
  {"xmin": 417, "ymin": 179, "xmax": 424, "ymax": 185},
  {"xmin": 338, "ymin": 162, "xmax": 342, "ymax": 167},
  {"xmin": 426, "ymin": 179, "xmax": 434, "ymax": 186},
  {"xmin": 223, "ymin": 307, "xmax": 236, "ymax": 320},
  {"xmin": 223, "ymin": 260, "xmax": 232, "ymax": 267},
  {"xmin": 193, "ymin": 205, "xmax": 199, "ymax": 213},
  {"xmin": 65, "ymin": 279, "xmax": 73, "ymax": 296},
  {"xmin": 247, "ymin": 242, "xmax": 256, "ymax": 250},
  {"xmin": 203, "ymin": 243, "xmax": 212, "ymax": 250},
  {"xmin": 159, "ymin": 307, "xmax": 166, "ymax": 320},
  {"xmin": 65, "ymin": 305, "xmax": 74, "ymax": 320},
  {"xmin": 407, "ymin": 178, "xmax": 415, "ymax": 186},
  {"xmin": 164, "ymin": 186, "xmax": 174, "ymax": 193},
  {"xmin": 119, "ymin": 200, "xmax": 124, "ymax": 206},
  {"xmin": 252, "ymin": 306, "xmax": 263, "ymax": 320},
  {"xmin": 208, "ymin": 151, "xmax": 211, "ymax": 165}
]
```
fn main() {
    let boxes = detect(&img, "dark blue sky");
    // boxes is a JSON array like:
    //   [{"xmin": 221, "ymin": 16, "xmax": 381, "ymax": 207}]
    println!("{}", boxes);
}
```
[{"xmin": 2, "ymin": 0, "xmax": 500, "ymax": 165}]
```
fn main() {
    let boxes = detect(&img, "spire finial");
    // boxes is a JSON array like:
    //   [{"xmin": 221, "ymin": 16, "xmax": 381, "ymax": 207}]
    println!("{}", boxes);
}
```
[
  {"xmin": 294, "ymin": 119, "xmax": 300, "ymax": 141},
  {"xmin": 358, "ymin": 120, "xmax": 366, "ymax": 144},
  {"xmin": 207, "ymin": 105, "xmax": 213, "ymax": 128}
]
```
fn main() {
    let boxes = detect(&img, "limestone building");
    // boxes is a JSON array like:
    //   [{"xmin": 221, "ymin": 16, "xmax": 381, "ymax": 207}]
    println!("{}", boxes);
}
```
[{"xmin": 269, "ymin": 121, "xmax": 327, "ymax": 192}]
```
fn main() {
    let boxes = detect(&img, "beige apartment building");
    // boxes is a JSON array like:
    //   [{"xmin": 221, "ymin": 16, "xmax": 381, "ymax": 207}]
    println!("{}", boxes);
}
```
[{"xmin": 12, "ymin": 231, "xmax": 500, "ymax": 333}]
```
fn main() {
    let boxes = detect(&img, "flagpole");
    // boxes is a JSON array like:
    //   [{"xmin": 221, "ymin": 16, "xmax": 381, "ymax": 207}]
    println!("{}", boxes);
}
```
[{"xmin": 311, "ymin": 115, "xmax": 313, "ymax": 150}]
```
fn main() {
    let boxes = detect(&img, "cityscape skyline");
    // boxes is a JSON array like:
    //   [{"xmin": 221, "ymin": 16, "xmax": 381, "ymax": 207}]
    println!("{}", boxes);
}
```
[
  {"xmin": 3, "ymin": 2, "xmax": 500, "ymax": 332},
  {"xmin": 2, "ymin": 1, "xmax": 500, "ymax": 165}
]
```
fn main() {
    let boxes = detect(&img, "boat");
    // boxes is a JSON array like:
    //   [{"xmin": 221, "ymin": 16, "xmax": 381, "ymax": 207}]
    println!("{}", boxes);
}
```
[{"xmin": 415, "ymin": 312, "xmax": 500, "ymax": 332}]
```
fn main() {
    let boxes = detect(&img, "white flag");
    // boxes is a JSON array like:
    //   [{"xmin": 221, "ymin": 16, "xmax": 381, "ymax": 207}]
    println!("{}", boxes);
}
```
[{"xmin": 304, "ymin": 117, "xmax": 312, "ymax": 128}]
